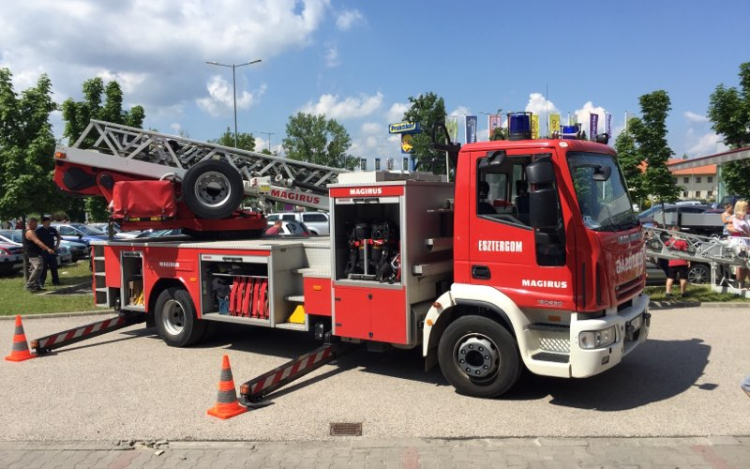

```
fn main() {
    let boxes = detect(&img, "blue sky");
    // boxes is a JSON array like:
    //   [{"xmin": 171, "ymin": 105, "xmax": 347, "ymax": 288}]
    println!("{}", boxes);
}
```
[{"xmin": 1, "ymin": 0, "xmax": 748, "ymax": 167}]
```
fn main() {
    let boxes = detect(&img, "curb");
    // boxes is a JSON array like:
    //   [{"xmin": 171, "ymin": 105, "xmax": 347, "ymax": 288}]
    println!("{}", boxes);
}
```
[
  {"xmin": 649, "ymin": 301, "xmax": 750, "ymax": 310},
  {"xmin": 0, "ymin": 310, "xmax": 114, "ymax": 320}
]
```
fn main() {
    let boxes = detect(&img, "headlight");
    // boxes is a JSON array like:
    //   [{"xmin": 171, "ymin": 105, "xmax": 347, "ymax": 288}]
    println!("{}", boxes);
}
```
[{"xmin": 579, "ymin": 326, "xmax": 617, "ymax": 349}]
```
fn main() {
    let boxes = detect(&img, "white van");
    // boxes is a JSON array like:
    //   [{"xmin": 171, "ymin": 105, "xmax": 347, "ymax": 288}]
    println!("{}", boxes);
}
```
[{"xmin": 267, "ymin": 212, "xmax": 330, "ymax": 236}]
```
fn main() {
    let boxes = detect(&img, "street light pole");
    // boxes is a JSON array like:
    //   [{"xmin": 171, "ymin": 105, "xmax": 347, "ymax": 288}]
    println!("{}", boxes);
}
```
[
  {"xmin": 257, "ymin": 131, "xmax": 276, "ymax": 152},
  {"xmin": 205, "ymin": 59, "xmax": 262, "ymax": 148}
]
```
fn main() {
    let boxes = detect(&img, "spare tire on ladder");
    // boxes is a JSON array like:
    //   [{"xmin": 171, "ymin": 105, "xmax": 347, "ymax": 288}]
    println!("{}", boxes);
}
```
[{"xmin": 182, "ymin": 160, "xmax": 244, "ymax": 219}]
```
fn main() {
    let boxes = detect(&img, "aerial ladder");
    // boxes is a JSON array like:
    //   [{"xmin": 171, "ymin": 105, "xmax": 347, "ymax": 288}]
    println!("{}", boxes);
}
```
[
  {"xmin": 643, "ymin": 226, "xmax": 750, "ymax": 297},
  {"xmin": 53, "ymin": 120, "xmax": 351, "ymax": 235}
]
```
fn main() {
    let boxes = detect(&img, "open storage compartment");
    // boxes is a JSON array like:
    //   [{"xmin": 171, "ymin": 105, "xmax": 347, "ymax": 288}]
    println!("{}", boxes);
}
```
[
  {"xmin": 200, "ymin": 254, "xmax": 270, "ymax": 325},
  {"xmin": 120, "ymin": 251, "xmax": 145, "ymax": 311}
]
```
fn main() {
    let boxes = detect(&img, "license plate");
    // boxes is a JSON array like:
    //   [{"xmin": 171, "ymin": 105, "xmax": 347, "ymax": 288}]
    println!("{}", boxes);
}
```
[{"xmin": 627, "ymin": 315, "xmax": 643, "ymax": 340}]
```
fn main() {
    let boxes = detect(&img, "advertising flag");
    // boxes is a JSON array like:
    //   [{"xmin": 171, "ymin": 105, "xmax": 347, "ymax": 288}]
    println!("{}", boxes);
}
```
[
  {"xmin": 465, "ymin": 116, "xmax": 477, "ymax": 144},
  {"xmin": 488, "ymin": 114, "xmax": 502, "ymax": 140},
  {"xmin": 375, "ymin": 158, "xmax": 381, "ymax": 171},
  {"xmin": 589, "ymin": 113, "xmax": 599, "ymax": 138},
  {"xmin": 531, "ymin": 114, "xmax": 539, "ymax": 139},
  {"xmin": 360, "ymin": 158, "xmax": 367, "ymax": 171},
  {"xmin": 403, "ymin": 157, "xmax": 410, "ymax": 171},
  {"xmin": 549, "ymin": 114, "xmax": 561, "ymax": 136},
  {"xmin": 445, "ymin": 117, "xmax": 458, "ymax": 142},
  {"xmin": 606, "ymin": 113, "xmax": 612, "ymax": 136}
]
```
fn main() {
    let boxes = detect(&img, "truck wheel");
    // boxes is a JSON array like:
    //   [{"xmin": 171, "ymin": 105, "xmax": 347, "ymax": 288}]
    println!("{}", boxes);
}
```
[
  {"xmin": 688, "ymin": 264, "xmax": 710, "ymax": 284},
  {"xmin": 182, "ymin": 160, "xmax": 243, "ymax": 219},
  {"xmin": 438, "ymin": 315, "xmax": 521, "ymax": 398},
  {"xmin": 155, "ymin": 287, "xmax": 206, "ymax": 347}
]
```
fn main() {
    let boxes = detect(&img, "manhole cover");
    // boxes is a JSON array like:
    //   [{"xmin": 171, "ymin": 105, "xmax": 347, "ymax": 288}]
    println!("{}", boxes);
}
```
[{"xmin": 329, "ymin": 422, "xmax": 362, "ymax": 436}]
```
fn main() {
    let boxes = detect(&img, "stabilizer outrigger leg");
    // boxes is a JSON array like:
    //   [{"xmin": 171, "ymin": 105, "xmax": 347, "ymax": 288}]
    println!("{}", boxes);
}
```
[
  {"xmin": 239, "ymin": 341, "xmax": 358, "ymax": 406},
  {"xmin": 30, "ymin": 312, "xmax": 145, "ymax": 355}
]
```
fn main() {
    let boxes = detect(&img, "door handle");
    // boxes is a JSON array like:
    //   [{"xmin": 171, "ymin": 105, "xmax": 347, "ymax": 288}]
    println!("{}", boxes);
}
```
[{"xmin": 472, "ymin": 265, "xmax": 491, "ymax": 280}]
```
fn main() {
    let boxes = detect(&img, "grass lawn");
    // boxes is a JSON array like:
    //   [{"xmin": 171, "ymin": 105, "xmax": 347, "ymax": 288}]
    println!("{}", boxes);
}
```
[
  {"xmin": 645, "ymin": 284, "xmax": 750, "ymax": 304},
  {"xmin": 0, "ymin": 261, "xmax": 100, "ymax": 316}
]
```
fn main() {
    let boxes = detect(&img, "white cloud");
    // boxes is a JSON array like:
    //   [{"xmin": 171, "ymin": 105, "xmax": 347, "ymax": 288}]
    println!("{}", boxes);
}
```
[
  {"xmin": 300, "ymin": 92, "xmax": 383, "ymax": 120},
  {"xmin": 324, "ymin": 44, "xmax": 340, "ymax": 68},
  {"xmin": 0, "ymin": 0, "xmax": 330, "ymax": 119},
  {"xmin": 525, "ymin": 92, "xmax": 559, "ymax": 116},
  {"xmin": 573, "ymin": 101, "xmax": 608, "ymax": 135},
  {"xmin": 386, "ymin": 102, "xmax": 411, "ymax": 123},
  {"xmin": 686, "ymin": 132, "xmax": 729, "ymax": 157},
  {"xmin": 336, "ymin": 9, "xmax": 364, "ymax": 30},
  {"xmin": 449, "ymin": 106, "xmax": 472, "ymax": 117},
  {"xmin": 170, "ymin": 123, "xmax": 183, "ymax": 134},
  {"xmin": 196, "ymin": 76, "xmax": 267, "ymax": 117},
  {"xmin": 685, "ymin": 111, "xmax": 709, "ymax": 123}
]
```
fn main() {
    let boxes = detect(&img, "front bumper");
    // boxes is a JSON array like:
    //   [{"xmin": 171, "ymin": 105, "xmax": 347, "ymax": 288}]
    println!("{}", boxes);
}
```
[{"xmin": 569, "ymin": 293, "xmax": 650, "ymax": 378}]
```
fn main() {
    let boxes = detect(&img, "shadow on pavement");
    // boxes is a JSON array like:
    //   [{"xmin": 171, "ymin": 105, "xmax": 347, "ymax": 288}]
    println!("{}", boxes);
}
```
[{"xmin": 504, "ymin": 338, "xmax": 713, "ymax": 410}]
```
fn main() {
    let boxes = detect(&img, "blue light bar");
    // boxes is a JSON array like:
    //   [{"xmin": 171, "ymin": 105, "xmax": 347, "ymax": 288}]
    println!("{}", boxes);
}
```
[{"xmin": 508, "ymin": 112, "xmax": 532, "ymax": 141}]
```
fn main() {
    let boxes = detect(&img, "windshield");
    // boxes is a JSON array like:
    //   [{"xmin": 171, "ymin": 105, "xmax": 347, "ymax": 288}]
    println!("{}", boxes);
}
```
[
  {"xmin": 72, "ymin": 224, "xmax": 106, "ymax": 236},
  {"xmin": 568, "ymin": 152, "xmax": 637, "ymax": 232},
  {"xmin": 0, "ymin": 230, "xmax": 23, "ymax": 243}
]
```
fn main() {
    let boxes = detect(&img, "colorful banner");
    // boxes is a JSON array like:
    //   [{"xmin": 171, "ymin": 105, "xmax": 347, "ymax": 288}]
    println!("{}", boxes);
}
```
[
  {"xmin": 488, "ymin": 114, "xmax": 502, "ymax": 140},
  {"xmin": 531, "ymin": 114, "xmax": 539, "ymax": 139},
  {"xmin": 401, "ymin": 133, "xmax": 414, "ymax": 154},
  {"xmin": 549, "ymin": 114, "xmax": 561, "ymax": 136},
  {"xmin": 606, "ymin": 113, "xmax": 612, "ymax": 136},
  {"xmin": 375, "ymin": 158, "xmax": 381, "ymax": 171},
  {"xmin": 589, "ymin": 113, "xmax": 599, "ymax": 139},
  {"xmin": 465, "ymin": 115, "xmax": 477, "ymax": 144},
  {"xmin": 360, "ymin": 158, "xmax": 367, "ymax": 171},
  {"xmin": 445, "ymin": 117, "xmax": 458, "ymax": 142},
  {"xmin": 402, "ymin": 157, "xmax": 410, "ymax": 171},
  {"xmin": 570, "ymin": 113, "xmax": 577, "ymax": 126}
]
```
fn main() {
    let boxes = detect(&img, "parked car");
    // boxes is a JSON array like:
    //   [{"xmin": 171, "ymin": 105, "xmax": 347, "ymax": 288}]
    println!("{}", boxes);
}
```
[
  {"xmin": 56, "ymin": 245, "xmax": 73, "ymax": 265},
  {"xmin": 52, "ymin": 223, "xmax": 109, "ymax": 249},
  {"xmin": 266, "ymin": 212, "xmax": 329, "ymax": 236},
  {"xmin": 88, "ymin": 222, "xmax": 142, "ymax": 239},
  {"xmin": 646, "ymin": 258, "xmax": 711, "ymax": 285},
  {"xmin": 263, "ymin": 221, "xmax": 311, "ymax": 237},
  {"xmin": 0, "ymin": 241, "xmax": 23, "ymax": 275},
  {"xmin": 0, "ymin": 229, "xmax": 86, "ymax": 262},
  {"xmin": 639, "ymin": 205, "xmax": 710, "ymax": 228}
]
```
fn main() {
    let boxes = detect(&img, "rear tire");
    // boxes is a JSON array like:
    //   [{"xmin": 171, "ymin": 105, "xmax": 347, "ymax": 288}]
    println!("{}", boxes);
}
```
[
  {"xmin": 438, "ymin": 315, "xmax": 521, "ymax": 398},
  {"xmin": 688, "ymin": 264, "xmax": 710, "ymax": 284},
  {"xmin": 182, "ymin": 160, "xmax": 243, "ymax": 219},
  {"xmin": 154, "ymin": 287, "xmax": 206, "ymax": 347}
]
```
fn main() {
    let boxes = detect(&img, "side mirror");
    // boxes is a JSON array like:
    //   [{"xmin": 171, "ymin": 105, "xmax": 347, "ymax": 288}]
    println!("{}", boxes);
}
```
[
  {"xmin": 529, "ymin": 188, "xmax": 560, "ymax": 229},
  {"xmin": 478, "ymin": 150, "xmax": 506, "ymax": 170},
  {"xmin": 526, "ymin": 160, "xmax": 555, "ymax": 185},
  {"xmin": 592, "ymin": 165, "xmax": 612, "ymax": 181}
]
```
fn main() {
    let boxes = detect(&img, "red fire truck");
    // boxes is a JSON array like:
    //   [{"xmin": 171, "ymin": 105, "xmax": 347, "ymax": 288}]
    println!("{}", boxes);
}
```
[{"xmin": 47, "ymin": 116, "xmax": 649, "ymax": 398}]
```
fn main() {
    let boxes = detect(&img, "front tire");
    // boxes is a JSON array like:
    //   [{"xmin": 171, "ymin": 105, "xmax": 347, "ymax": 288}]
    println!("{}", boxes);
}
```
[
  {"xmin": 154, "ymin": 287, "xmax": 206, "ymax": 347},
  {"xmin": 438, "ymin": 315, "xmax": 521, "ymax": 398}
]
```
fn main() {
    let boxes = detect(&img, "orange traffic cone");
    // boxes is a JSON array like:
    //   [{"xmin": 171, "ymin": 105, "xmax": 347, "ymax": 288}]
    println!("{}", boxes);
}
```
[
  {"xmin": 5, "ymin": 316, "xmax": 36, "ymax": 362},
  {"xmin": 207, "ymin": 355, "xmax": 247, "ymax": 419}
]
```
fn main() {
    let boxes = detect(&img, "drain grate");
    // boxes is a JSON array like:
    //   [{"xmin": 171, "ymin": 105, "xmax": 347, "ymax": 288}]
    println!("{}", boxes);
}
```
[{"xmin": 329, "ymin": 422, "xmax": 363, "ymax": 436}]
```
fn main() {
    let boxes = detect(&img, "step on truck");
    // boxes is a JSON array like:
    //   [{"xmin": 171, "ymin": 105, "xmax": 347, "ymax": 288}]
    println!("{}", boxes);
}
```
[{"xmin": 50, "ymin": 114, "xmax": 650, "ymax": 397}]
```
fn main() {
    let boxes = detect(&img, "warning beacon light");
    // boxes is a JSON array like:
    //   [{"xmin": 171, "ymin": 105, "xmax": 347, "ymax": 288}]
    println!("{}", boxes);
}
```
[{"xmin": 508, "ymin": 112, "xmax": 532, "ymax": 141}]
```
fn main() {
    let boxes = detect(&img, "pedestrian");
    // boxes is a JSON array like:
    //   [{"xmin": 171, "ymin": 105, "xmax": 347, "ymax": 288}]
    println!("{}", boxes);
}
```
[
  {"xmin": 23, "ymin": 218, "xmax": 55, "ymax": 292},
  {"xmin": 664, "ymin": 225, "xmax": 689, "ymax": 298},
  {"xmin": 721, "ymin": 203, "xmax": 734, "ymax": 237},
  {"xmin": 742, "ymin": 375, "xmax": 750, "ymax": 398},
  {"xmin": 36, "ymin": 216, "xmax": 61, "ymax": 287},
  {"xmin": 265, "ymin": 220, "xmax": 283, "ymax": 236},
  {"xmin": 731, "ymin": 200, "xmax": 750, "ymax": 289}
]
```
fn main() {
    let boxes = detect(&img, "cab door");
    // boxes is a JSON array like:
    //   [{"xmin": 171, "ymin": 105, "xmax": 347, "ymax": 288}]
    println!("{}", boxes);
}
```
[{"xmin": 467, "ymin": 149, "xmax": 576, "ymax": 311}]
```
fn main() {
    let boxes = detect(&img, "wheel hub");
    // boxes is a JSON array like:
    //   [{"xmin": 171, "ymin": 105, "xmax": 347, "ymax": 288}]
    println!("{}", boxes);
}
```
[
  {"xmin": 163, "ymin": 299, "xmax": 186, "ymax": 336},
  {"xmin": 455, "ymin": 334, "xmax": 499, "ymax": 380},
  {"xmin": 194, "ymin": 171, "xmax": 232, "ymax": 208}
]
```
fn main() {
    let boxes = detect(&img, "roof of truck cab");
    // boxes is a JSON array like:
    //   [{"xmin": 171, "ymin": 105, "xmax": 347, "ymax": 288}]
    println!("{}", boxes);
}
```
[{"xmin": 461, "ymin": 139, "xmax": 616, "ymax": 156}]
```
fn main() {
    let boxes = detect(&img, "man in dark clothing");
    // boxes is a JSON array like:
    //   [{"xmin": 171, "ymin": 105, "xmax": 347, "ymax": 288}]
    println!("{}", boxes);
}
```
[
  {"xmin": 36, "ymin": 216, "xmax": 61, "ymax": 287},
  {"xmin": 23, "ymin": 218, "xmax": 55, "ymax": 292}
]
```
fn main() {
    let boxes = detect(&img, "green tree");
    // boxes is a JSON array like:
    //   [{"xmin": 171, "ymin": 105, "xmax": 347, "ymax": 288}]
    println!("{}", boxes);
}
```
[
  {"xmin": 629, "ymin": 90, "xmax": 680, "ymax": 204},
  {"xmin": 62, "ymin": 78, "xmax": 146, "ymax": 221},
  {"xmin": 208, "ymin": 127, "xmax": 256, "ymax": 151},
  {"xmin": 614, "ymin": 128, "xmax": 646, "ymax": 205},
  {"xmin": 0, "ymin": 68, "xmax": 60, "ymax": 220},
  {"xmin": 282, "ymin": 113, "xmax": 356, "ymax": 169},
  {"xmin": 707, "ymin": 62, "xmax": 750, "ymax": 195},
  {"xmin": 402, "ymin": 92, "xmax": 447, "ymax": 174}
]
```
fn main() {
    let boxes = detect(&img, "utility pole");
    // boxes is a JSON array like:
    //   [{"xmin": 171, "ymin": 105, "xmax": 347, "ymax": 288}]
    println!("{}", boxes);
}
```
[
  {"xmin": 257, "ymin": 131, "xmax": 276, "ymax": 152},
  {"xmin": 205, "ymin": 59, "xmax": 262, "ymax": 147}
]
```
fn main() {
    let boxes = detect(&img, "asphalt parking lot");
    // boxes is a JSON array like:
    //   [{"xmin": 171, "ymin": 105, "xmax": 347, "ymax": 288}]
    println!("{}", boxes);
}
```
[{"xmin": 1, "ymin": 305, "xmax": 749, "ymax": 442}]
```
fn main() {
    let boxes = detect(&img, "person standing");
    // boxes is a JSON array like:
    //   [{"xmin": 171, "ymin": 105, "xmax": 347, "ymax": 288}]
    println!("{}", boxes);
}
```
[
  {"xmin": 36, "ymin": 216, "xmax": 61, "ymax": 287},
  {"xmin": 721, "ymin": 203, "xmax": 734, "ymax": 237},
  {"xmin": 265, "ymin": 220, "xmax": 283, "ymax": 235},
  {"xmin": 23, "ymin": 218, "xmax": 55, "ymax": 292},
  {"xmin": 731, "ymin": 200, "xmax": 750, "ymax": 289},
  {"xmin": 664, "ymin": 226, "xmax": 690, "ymax": 298}
]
